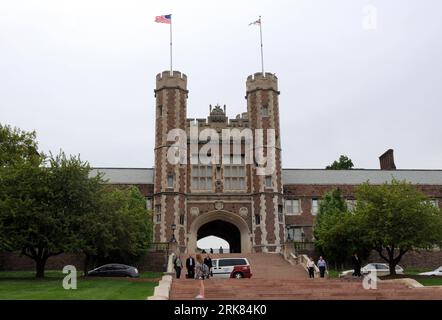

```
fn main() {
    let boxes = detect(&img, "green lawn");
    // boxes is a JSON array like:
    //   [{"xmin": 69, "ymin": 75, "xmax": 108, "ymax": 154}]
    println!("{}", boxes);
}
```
[{"xmin": 0, "ymin": 270, "xmax": 162, "ymax": 300}]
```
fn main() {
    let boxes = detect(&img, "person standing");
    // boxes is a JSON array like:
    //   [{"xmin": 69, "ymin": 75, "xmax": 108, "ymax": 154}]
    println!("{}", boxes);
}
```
[
  {"xmin": 194, "ymin": 253, "xmax": 210, "ymax": 299},
  {"xmin": 307, "ymin": 257, "xmax": 316, "ymax": 278},
  {"xmin": 186, "ymin": 254, "xmax": 195, "ymax": 279},
  {"xmin": 352, "ymin": 253, "xmax": 362, "ymax": 277},
  {"xmin": 317, "ymin": 256, "xmax": 327, "ymax": 278},
  {"xmin": 219, "ymin": 246, "xmax": 223, "ymax": 254},
  {"xmin": 204, "ymin": 254, "xmax": 213, "ymax": 277},
  {"xmin": 210, "ymin": 248, "xmax": 213, "ymax": 254},
  {"xmin": 174, "ymin": 254, "xmax": 183, "ymax": 279}
]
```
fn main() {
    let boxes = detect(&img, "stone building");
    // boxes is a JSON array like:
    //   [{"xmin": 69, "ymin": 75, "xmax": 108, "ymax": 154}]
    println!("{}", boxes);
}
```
[{"xmin": 91, "ymin": 70, "xmax": 442, "ymax": 254}]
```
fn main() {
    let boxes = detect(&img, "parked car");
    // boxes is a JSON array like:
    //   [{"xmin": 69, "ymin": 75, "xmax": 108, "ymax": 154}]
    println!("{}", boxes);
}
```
[
  {"xmin": 339, "ymin": 263, "xmax": 404, "ymax": 277},
  {"xmin": 211, "ymin": 258, "xmax": 252, "ymax": 279},
  {"xmin": 87, "ymin": 264, "xmax": 139, "ymax": 278},
  {"xmin": 418, "ymin": 266, "xmax": 442, "ymax": 276}
]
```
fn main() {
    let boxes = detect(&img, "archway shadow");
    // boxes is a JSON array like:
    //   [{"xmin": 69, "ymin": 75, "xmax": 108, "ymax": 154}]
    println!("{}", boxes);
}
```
[{"xmin": 197, "ymin": 220, "xmax": 241, "ymax": 253}]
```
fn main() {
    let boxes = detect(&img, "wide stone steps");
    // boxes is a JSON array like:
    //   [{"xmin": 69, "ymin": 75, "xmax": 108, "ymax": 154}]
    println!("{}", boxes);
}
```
[{"xmin": 170, "ymin": 253, "xmax": 442, "ymax": 300}]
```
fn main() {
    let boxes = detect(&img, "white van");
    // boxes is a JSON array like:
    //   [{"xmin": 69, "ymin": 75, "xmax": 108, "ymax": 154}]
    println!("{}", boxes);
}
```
[{"xmin": 211, "ymin": 258, "xmax": 252, "ymax": 279}]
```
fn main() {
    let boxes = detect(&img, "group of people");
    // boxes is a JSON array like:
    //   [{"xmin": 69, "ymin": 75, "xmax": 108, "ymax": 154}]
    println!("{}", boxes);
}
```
[
  {"xmin": 173, "ymin": 252, "xmax": 213, "ymax": 299},
  {"xmin": 306, "ymin": 253, "xmax": 363, "ymax": 278}
]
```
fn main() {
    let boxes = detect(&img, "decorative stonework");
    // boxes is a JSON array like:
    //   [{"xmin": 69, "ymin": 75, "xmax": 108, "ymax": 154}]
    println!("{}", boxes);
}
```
[
  {"xmin": 239, "ymin": 207, "xmax": 248, "ymax": 217},
  {"xmin": 215, "ymin": 201, "xmax": 224, "ymax": 210},
  {"xmin": 190, "ymin": 207, "xmax": 199, "ymax": 216}
]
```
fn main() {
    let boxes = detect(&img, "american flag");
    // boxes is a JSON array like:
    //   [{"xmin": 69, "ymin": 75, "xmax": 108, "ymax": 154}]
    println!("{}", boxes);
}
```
[{"xmin": 155, "ymin": 14, "xmax": 171, "ymax": 24}]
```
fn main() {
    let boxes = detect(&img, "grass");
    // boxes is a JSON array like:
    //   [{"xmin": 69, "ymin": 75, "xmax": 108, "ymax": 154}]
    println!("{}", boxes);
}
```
[
  {"xmin": 327, "ymin": 270, "xmax": 340, "ymax": 278},
  {"xmin": 0, "ymin": 270, "xmax": 161, "ymax": 300}
]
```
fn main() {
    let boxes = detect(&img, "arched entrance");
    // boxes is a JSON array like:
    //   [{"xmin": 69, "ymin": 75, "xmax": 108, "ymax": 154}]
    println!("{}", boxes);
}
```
[
  {"xmin": 198, "ymin": 220, "xmax": 241, "ymax": 253},
  {"xmin": 188, "ymin": 210, "xmax": 252, "ymax": 253}
]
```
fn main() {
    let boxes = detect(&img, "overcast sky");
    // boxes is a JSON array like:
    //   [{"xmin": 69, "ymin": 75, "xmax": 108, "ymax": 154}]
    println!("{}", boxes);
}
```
[{"xmin": 1, "ymin": 0, "xmax": 441, "ymax": 170}]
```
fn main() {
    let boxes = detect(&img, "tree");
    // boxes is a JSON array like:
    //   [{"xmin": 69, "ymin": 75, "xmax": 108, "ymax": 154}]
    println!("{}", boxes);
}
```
[
  {"xmin": 0, "ymin": 152, "xmax": 103, "ymax": 278},
  {"xmin": 79, "ymin": 186, "xmax": 152, "ymax": 275},
  {"xmin": 326, "ymin": 155, "xmax": 354, "ymax": 170},
  {"xmin": 314, "ymin": 189, "xmax": 359, "ymax": 268},
  {"xmin": 0, "ymin": 124, "xmax": 42, "ymax": 167},
  {"xmin": 0, "ymin": 124, "xmax": 43, "ymax": 251},
  {"xmin": 354, "ymin": 179, "xmax": 442, "ymax": 275}
]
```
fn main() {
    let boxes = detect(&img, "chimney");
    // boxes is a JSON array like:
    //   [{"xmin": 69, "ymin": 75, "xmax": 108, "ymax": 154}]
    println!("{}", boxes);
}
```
[{"xmin": 379, "ymin": 149, "xmax": 396, "ymax": 170}]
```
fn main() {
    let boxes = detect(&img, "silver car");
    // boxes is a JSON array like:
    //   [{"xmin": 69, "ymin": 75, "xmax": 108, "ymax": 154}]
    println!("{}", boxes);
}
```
[
  {"xmin": 418, "ymin": 266, "xmax": 442, "ymax": 276},
  {"xmin": 339, "ymin": 263, "xmax": 404, "ymax": 277}
]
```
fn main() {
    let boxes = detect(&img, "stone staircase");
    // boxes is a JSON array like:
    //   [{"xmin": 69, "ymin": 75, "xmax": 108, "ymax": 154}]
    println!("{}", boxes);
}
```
[{"xmin": 170, "ymin": 253, "xmax": 442, "ymax": 300}]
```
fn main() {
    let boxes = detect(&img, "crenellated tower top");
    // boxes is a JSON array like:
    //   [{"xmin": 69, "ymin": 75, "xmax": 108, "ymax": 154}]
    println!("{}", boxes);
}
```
[
  {"xmin": 246, "ymin": 72, "xmax": 278, "ymax": 93},
  {"xmin": 155, "ymin": 70, "xmax": 188, "ymax": 92}
]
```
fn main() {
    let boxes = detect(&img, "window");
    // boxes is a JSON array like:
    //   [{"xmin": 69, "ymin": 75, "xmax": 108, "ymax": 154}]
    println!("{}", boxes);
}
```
[
  {"xmin": 278, "ymin": 205, "xmax": 284, "ymax": 222},
  {"xmin": 224, "ymin": 158, "xmax": 246, "ymax": 190},
  {"xmin": 146, "ymin": 198, "xmax": 152, "ymax": 210},
  {"xmin": 155, "ymin": 205, "xmax": 161, "ymax": 223},
  {"xmin": 167, "ymin": 174, "xmax": 174, "ymax": 188},
  {"xmin": 287, "ymin": 227, "xmax": 304, "ymax": 241},
  {"xmin": 157, "ymin": 105, "xmax": 163, "ymax": 117},
  {"xmin": 218, "ymin": 259, "xmax": 247, "ymax": 267},
  {"xmin": 192, "ymin": 165, "xmax": 212, "ymax": 190},
  {"xmin": 285, "ymin": 199, "xmax": 300, "ymax": 215},
  {"xmin": 261, "ymin": 104, "xmax": 269, "ymax": 117},
  {"xmin": 265, "ymin": 176, "xmax": 272, "ymax": 188},
  {"xmin": 255, "ymin": 214, "xmax": 261, "ymax": 225},
  {"xmin": 312, "ymin": 199, "xmax": 319, "ymax": 215},
  {"xmin": 179, "ymin": 214, "xmax": 185, "ymax": 225}
]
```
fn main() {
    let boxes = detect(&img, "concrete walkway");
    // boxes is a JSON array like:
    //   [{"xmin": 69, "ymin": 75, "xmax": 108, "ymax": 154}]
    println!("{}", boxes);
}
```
[{"xmin": 170, "ymin": 253, "xmax": 442, "ymax": 300}]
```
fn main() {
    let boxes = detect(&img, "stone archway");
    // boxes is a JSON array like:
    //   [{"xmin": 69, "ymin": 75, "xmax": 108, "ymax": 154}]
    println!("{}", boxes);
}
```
[
  {"xmin": 198, "ymin": 220, "xmax": 241, "ymax": 253},
  {"xmin": 188, "ymin": 210, "xmax": 252, "ymax": 253}
]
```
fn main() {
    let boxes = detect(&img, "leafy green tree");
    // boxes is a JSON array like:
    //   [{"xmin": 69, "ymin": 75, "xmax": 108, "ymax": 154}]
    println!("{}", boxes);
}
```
[
  {"xmin": 326, "ymin": 155, "xmax": 354, "ymax": 170},
  {"xmin": 314, "ymin": 189, "xmax": 357, "ymax": 267},
  {"xmin": 79, "ymin": 186, "xmax": 152, "ymax": 275},
  {"xmin": 0, "ymin": 124, "xmax": 42, "ymax": 167},
  {"xmin": 354, "ymin": 179, "xmax": 442, "ymax": 275},
  {"xmin": 0, "ymin": 152, "xmax": 103, "ymax": 278},
  {"xmin": 0, "ymin": 124, "xmax": 43, "ymax": 251}
]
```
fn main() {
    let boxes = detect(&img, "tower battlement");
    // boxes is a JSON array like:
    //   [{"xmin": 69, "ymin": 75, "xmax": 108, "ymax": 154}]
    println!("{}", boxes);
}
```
[
  {"xmin": 246, "ymin": 72, "xmax": 278, "ymax": 92},
  {"xmin": 156, "ymin": 70, "xmax": 187, "ymax": 90}
]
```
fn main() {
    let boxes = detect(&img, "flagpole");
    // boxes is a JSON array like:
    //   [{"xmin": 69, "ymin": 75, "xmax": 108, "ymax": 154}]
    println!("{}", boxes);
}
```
[
  {"xmin": 170, "ymin": 15, "xmax": 173, "ymax": 75},
  {"xmin": 259, "ymin": 15, "xmax": 264, "ymax": 75}
]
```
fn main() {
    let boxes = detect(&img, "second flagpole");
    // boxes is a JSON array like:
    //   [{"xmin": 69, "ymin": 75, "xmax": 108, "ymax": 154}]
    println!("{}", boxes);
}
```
[
  {"xmin": 259, "ymin": 15, "xmax": 264, "ymax": 75},
  {"xmin": 170, "ymin": 15, "xmax": 173, "ymax": 75}
]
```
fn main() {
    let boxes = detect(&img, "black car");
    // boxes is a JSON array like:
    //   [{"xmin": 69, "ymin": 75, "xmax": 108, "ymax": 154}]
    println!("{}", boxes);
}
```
[{"xmin": 87, "ymin": 264, "xmax": 140, "ymax": 278}]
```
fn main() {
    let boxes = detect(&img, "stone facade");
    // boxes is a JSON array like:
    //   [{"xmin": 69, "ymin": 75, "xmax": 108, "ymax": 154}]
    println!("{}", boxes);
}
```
[{"xmin": 94, "ymin": 70, "xmax": 442, "ymax": 255}]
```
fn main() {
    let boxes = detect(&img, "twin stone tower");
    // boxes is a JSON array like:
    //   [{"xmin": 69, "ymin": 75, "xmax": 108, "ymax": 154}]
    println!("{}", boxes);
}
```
[{"xmin": 153, "ymin": 70, "xmax": 284, "ymax": 254}]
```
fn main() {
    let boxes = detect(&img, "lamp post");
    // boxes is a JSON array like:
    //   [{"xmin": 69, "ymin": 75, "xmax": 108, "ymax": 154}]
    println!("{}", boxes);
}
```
[{"xmin": 170, "ymin": 223, "xmax": 177, "ymax": 243}]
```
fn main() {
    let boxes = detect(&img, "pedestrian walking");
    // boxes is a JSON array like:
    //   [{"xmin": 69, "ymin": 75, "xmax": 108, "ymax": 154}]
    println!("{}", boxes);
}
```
[
  {"xmin": 352, "ymin": 253, "xmax": 362, "ymax": 277},
  {"xmin": 317, "ymin": 256, "xmax": 327, "ymax": 278},
  {"xmin": 204, "ymin": 254, "xmax": 213, "ymax": 277},
  {"xmin": 194, "ymin": 253, "xmax": 210, "ymax": 299},
  {"xmin": 186, "ymin": 254, "xmax": 195, "ymax": 279},
  {"xmin": 307, "ymin": 257, "xmax": 316, "ymax": 278},
  {"xmin": 174, "ymin": 254, "xmax": 183, "ymax": 279}
]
